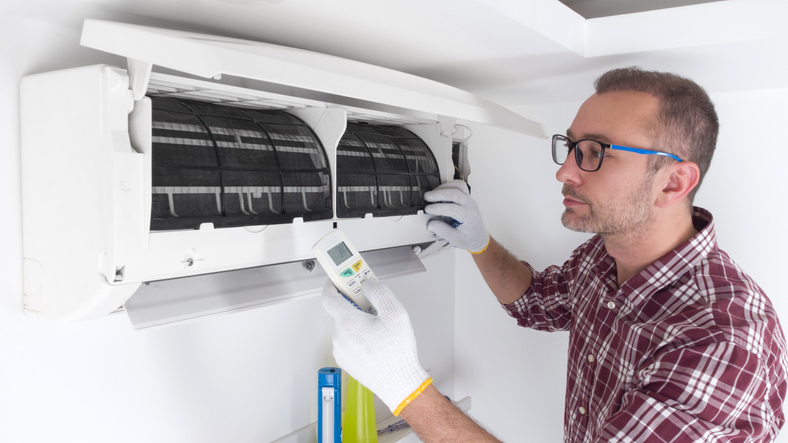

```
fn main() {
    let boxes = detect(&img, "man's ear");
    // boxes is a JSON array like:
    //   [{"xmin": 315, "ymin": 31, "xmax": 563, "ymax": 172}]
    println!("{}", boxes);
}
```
[{"xmin": 656, "ymin": 161, "xmax": 700, "ymax": 208}]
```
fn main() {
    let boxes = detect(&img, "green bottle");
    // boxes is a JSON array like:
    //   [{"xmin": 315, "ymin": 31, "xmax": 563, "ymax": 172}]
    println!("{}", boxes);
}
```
[{"xmin": 343, "ymin": 376, "xmax": 378, "ymax": 443}]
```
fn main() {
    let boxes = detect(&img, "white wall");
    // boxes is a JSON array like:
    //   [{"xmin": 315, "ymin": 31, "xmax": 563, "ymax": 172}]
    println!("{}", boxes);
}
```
[
  {"xmin": 0, "ymin": 17, "xmax": 456, "ymax": 443},
  {"xmin": 453, "ymin": 90, "xmax": 788, "ymax": 441}
]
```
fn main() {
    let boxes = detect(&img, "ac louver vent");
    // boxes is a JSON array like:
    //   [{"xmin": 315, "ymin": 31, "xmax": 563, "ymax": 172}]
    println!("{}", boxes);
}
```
[
  {"xmin": 149, "ymin": 97, "xmax": 332, "ymax": 230},
  {"xmin": 337, "ymin": 123, "xmax": 440, "ymax": 218}
]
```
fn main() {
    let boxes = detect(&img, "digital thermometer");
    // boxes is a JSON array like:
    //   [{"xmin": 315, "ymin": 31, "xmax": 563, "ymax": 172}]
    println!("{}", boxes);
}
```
[{"xmin": 313, "ymin": 230, "xmax": 377, "ymax": 315}]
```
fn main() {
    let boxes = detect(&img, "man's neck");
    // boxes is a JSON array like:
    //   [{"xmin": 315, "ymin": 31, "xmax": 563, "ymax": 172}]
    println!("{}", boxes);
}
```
[{"xmin": 603, "ymin": 208, "xmax": 697, "ymax": 286}]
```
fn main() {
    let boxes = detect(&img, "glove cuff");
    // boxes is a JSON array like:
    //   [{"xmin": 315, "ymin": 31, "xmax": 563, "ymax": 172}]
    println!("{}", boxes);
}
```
[{"xmin": 393, "ymin": 377, "xmax": 433, "ymax": 416}]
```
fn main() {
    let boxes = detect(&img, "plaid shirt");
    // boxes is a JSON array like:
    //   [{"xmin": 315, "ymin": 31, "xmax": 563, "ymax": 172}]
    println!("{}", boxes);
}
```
[{"xmin": 503, "ymin": 207, "xmax": 787, "ymax": 442}]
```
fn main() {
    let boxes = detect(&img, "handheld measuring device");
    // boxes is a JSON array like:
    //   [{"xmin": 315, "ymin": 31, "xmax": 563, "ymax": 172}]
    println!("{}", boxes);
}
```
[{"xmin": 313, "ymin": 230, "xmax": 377, "ymax": 315}]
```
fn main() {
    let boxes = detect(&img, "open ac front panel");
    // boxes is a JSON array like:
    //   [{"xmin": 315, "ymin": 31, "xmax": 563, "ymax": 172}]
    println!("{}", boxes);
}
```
[{"xmin": 20, "ymin": 66, "xmax": 468, "ymax": 324}]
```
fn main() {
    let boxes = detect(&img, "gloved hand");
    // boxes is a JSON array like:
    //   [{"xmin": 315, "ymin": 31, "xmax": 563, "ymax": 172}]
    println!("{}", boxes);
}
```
[
  {"xmin": 322, "ymin": 279, "xmax": 432, "ymax": 415},
  {"xmin": 424, "ymin": 180, "xmax": 490, "ymax": 254}
]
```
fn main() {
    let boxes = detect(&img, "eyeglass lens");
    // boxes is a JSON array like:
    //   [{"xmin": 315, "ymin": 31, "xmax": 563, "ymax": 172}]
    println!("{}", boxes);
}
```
[{"xmin": 552, "ymin": 136, "xmax": 605, "ymax": 172}]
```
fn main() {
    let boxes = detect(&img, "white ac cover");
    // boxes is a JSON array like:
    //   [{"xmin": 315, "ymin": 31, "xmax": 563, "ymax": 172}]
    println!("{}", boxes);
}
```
[{"xmin": 20, "ymin": 19, "xmax": 546, "ymax": 326}]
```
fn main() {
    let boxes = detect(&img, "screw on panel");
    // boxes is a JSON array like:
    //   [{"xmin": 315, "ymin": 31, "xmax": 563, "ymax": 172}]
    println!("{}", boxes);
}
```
[{"xmin": 303, "ymin": 260, "xmax": 315, "ymax": 272}]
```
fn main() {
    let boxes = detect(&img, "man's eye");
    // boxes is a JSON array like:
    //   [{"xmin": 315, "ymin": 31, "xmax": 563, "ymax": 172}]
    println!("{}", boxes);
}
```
[{"xmin": 590, "ymin": 148, "xmax": 605, "ymax": 158}]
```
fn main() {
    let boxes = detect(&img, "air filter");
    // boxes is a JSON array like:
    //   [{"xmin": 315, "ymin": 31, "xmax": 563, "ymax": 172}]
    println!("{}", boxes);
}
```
[
  {"xmin": 149, "ymin": 97, "xmax": 332, "ymax": 230},
  {"xmin": 336, "ymin": 123, "xmax": 440, "ymax": 218}
]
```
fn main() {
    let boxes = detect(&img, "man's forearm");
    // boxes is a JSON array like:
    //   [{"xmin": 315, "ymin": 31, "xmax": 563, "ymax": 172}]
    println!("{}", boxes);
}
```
[
  {"xmin": 400, "ymin": 385, "xmax": 502, "ymax": 443},
  {"xmin": 472, "ymin": 236, "xmax": 532, "ymax": 305}
]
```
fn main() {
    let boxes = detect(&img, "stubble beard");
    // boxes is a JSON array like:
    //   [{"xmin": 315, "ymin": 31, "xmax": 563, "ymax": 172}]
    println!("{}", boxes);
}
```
[{"xmin": 561, "ymin": 175, "xmax": 655, "ymax": 239}]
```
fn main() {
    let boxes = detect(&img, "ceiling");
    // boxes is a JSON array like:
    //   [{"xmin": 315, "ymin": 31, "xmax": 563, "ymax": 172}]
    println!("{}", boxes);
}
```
[
  {"xmin": 2, "ymin": 0, "xmax": 786, "ymax": 108},
  {"xmin": 557, "ymin": 0, "xmax": 725, "ymax": 18}
]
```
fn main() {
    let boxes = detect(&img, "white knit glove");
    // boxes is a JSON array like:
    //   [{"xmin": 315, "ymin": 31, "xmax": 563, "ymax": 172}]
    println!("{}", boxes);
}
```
[
  {"xmin": 322, "ymin": 280, "xmax": 431, "ymax": 415},
  {"xmin": 424, "ymin": 180, "xmax": 490, "ymax": 254}
]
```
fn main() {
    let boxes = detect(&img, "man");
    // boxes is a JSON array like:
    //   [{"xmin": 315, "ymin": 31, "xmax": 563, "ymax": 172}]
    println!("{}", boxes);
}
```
[{"xmin": 322, "ymin": 67, "xmax": 788, "ymax": 442}]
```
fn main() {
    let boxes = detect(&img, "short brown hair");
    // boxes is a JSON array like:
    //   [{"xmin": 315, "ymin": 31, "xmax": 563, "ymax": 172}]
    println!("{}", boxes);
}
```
[{"xmin": 594, "ymin": 67, "xmax": 718, "ymax": 202}]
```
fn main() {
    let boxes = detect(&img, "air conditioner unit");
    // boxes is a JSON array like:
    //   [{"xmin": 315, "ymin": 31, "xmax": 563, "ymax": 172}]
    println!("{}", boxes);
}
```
[{"xmin": 20, "ymin": 19, "xmax": 546, "ymax": 327}]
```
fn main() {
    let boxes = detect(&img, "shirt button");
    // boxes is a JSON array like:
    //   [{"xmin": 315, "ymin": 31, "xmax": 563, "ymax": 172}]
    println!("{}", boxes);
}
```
[
  {"xmin": 587, "ymin": 354, "xmax": 595, "ymax": 363},
  {"xmin": 607, "ymin": 301, "xmax": 616, "ymax": 309},
  {"xmin": 579, "ymin": 406, "xmax": 587, "ymax": 415}
]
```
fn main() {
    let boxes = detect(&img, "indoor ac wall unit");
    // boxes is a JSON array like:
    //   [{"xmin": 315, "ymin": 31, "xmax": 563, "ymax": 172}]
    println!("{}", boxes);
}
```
[{"xmin": 20, "ymin": 19, "xmax": 546, "ymax": 327}]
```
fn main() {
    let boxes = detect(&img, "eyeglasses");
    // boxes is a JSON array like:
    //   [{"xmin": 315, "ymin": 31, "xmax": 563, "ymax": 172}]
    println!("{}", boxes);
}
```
[{"xmin": 552, "ymin": 134, "xmax": 683, "ymax": 172}]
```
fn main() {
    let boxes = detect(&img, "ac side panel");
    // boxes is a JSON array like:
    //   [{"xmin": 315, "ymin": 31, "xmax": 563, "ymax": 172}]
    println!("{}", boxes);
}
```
[
  {"xmin": 113, "ymin": 96, "xmax": 152, "ymax": 285},
  {"xmin": 21, "ymin": 65, "xmax": 141, "ymax": 322}
]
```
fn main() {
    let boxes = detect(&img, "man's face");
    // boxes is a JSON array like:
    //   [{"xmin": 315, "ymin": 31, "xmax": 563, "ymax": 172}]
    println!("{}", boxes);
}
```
[{"xmin": 557, "ymin": 91, "xmax": 661, "ymax": 238}]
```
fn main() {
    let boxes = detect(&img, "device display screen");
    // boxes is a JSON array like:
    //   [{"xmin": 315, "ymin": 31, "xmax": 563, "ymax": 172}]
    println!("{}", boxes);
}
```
[{"xmin": 327, "ymin": 242, "xmax": 353, "ymax": 266}]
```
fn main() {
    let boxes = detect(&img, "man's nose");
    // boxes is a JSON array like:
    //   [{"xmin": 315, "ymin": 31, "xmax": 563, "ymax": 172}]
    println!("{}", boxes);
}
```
[{"xmin": 556, "ymin": 150, "xmax": 583, "ymax": 186}]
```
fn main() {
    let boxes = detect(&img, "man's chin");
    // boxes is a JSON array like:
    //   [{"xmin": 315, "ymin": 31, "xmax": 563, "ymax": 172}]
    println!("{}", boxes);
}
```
[{"xmin": 561, "ymin": 211, "xmax": 594, "ymax": 233}]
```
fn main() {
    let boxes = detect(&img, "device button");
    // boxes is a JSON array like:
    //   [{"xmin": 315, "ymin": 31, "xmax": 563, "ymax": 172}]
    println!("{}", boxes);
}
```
[
  {"xmin": 362, "ymin": 269, "xmax": 372, "ymax": 278},
  {"xmin": 352, "ymin": 287, "xmax": 363, "ymax": 296},
  {"xmin": 352, "ymin": 260, "xmax": 363, "ymax": 273},
  {"xmin": 348, "ymin": 279, "xmax": 357, "ymax": 289},
  {"xmin": 340, "ymin": 268, "xmax": 354, "ymax": 277}
]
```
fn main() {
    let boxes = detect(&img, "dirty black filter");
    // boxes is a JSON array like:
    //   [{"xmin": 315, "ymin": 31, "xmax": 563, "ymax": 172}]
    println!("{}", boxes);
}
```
[
  {"xmin": 336, "ymin": 123, "xmax": 441, "ymax": 218},
  {"xmin": 149, "ymin": 97, "xmax": 332, "ymax": 230}
]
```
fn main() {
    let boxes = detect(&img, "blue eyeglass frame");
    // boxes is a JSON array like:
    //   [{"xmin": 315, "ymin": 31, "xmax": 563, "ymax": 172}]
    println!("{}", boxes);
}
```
[{"xmin": 552, "ymin": 134, "xmax": 682, "ymax": 172}]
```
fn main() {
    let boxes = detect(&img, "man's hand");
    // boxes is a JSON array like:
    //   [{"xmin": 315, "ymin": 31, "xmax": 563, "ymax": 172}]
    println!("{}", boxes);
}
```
[
  {"xmin": 425, "ymin": 180, "xmax": 490, "ymax": 254},
  {"xmin": 322, "ymin": 280, "xmax": 431, "ymax": 414}
]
